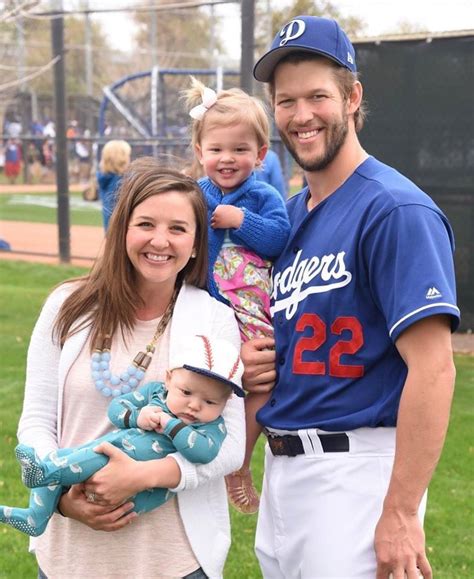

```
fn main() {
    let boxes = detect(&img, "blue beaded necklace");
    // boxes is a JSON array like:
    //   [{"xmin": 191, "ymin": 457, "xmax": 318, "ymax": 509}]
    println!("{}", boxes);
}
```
[{"xmin": 91, "ymin": 288, "xmax": 178, "ymax": 398}]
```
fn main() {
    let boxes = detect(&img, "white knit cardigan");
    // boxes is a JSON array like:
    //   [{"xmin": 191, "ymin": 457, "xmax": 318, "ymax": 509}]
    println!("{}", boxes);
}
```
[{"xmin": 17, "ymin": 282, "xmax": 245, "ymax": 579}]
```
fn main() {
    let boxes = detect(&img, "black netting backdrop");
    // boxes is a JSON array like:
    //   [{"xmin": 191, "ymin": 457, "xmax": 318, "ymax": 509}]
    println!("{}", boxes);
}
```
[{"xmin": 356, "ymin": 35, "xmax": 474, "ymax": 331}]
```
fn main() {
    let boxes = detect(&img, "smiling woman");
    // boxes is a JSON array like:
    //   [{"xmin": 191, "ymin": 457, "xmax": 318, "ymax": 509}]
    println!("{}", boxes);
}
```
[
  {"xmin": 9, "ymin": 157, "xmax": 245, "ymax": 579},
  {"xmin": 126, "ymin": 191, "xmax": 198, "ymax": 312}
]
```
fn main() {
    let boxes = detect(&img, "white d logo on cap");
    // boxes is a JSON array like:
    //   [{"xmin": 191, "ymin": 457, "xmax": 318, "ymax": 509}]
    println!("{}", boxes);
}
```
[{"xmin": 279, "ymin": 19, "xmax": 306, "ymax": 46}]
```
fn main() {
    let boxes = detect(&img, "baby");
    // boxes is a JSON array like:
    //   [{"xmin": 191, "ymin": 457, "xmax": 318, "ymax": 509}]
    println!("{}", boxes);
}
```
[{"xmin": 0, "ymin": 335, "xmax": 244, "ymax": 536}]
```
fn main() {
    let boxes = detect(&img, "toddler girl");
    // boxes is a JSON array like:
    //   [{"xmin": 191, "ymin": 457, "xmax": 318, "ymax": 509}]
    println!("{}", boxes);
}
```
[{"xmin": 184, "ymin": 78, "xmax": 291, "ymax": 513}]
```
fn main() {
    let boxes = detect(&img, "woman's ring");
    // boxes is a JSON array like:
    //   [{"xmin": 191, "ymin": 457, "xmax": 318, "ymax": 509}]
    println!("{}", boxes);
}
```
[{"xmin": 86, "ymin": 492, "xmax": 97, "ymax": 503}]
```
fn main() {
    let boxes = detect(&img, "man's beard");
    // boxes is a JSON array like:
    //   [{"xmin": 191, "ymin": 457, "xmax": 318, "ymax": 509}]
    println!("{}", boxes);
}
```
[{"xmin": 280, "ymin": 113, "xmax": 349, "ymax": 172}]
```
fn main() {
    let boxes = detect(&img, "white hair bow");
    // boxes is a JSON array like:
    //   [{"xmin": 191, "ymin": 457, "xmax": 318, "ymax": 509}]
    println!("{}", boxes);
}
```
[{"xmin": 189, "ymin": 86, "xmax": 218, "ymax": 120}]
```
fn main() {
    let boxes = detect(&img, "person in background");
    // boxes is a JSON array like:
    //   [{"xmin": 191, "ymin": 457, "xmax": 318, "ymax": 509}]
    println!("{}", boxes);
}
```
[
  {"xmin": 14, "ymin": 157, "xmax": 244, "ymax": 579},
  {"xmin": 66, "ymin": 120, "xmax": 78, "ymax": 161},
  {"xmin": 97, "ymin": 139, "xmax": 131, "ymax": 231},
  {"xmin": 4, "ymin": 138, "xmax": 22, "ymax": 184},
  {"xmin": 184, "ymin": 77, "xmax": 291, "ymax": 515},
  {"xmin": 5, "ymin": 116, "xmax": 22, "ymax": 139},
  {"xmin": 243, "ymin": 14, "xmax": 459, "ymax": 578},
  {"xmin": 31, "ymin": 120, "xmax": 45, "ymax": 166},
  {"xmin": 42, "ymin": 121, "xmax": 56, "ymax": 172},
  {"xmin": 42, "ymin": 120, "xmax": 55, "ymax": 140},
  {"xmin": 0, "ymin": 141, "xmax": 5, "ymax": 174},
  {"xmin": 75, "ymin": 139, "xmax": 91, "ymax": 184},
  {"xmin": 255, "ymin": 148, "xmax": 287, "ymax": 199}
]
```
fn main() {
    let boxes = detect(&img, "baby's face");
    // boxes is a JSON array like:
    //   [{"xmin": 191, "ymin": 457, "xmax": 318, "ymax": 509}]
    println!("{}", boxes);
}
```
[{"xmin": 165, "ymin": 368, "xmax": 230, "ymax": 424}]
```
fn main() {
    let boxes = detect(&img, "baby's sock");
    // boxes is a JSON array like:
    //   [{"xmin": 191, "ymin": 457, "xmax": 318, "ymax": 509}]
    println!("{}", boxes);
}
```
[
  {"xmin": 15, "ymin": 444, "xmax": 48, "ymax": 488},
  {"xmin": 0, "ymin": 485, "xmax": 61, "ymax": 537}
]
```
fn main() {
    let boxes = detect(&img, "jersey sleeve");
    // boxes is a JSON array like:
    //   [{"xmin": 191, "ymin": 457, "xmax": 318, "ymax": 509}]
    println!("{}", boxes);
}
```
[{"xmin": 364, "ymin": 204, "xmax": 460, "ymax": 342}]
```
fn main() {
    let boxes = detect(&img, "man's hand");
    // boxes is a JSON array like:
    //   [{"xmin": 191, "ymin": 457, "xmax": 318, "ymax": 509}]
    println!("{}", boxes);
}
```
[
  {"xmin": 375, "ymin": 506, "xmax": 431, "ymax": 578},
  {"xmin": 137, "ymin": 405, "xmax": 163, "ymax": 431},
  {"xmin": 211, "ymin": 205, "xmax": 244, "ymax": 229},
  {"xmin": 241, "ymin": 337, "xmax": 276, "ymax": 394}
]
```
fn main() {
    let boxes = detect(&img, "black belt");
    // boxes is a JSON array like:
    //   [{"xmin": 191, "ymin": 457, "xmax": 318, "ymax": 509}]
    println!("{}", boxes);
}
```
[{"xmin": 265, "ymin": 430, "xmax": 349, "ymax": 456}]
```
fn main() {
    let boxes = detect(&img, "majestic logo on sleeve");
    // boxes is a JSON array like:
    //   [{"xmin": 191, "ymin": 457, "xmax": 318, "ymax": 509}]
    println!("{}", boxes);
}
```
[
  {"xmin": 426, "ymin": 287, "xmax": 442, "ymax": 299},
  {"xmin": 271, "ymin": 250, "xmax": 352, "ymax": 320}
]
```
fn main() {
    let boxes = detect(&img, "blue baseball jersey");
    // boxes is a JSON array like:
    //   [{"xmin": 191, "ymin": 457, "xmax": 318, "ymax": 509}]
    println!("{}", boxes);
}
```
[{"xmin": 257, "ymin": 156, "xmax": 460, "ymax": 431}]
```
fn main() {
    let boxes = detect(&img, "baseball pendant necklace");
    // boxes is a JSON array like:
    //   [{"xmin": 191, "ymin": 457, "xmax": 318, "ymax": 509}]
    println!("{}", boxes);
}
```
[{"xmin": 91, "ymin": 287, "xmax": 179, "ymax": 398}]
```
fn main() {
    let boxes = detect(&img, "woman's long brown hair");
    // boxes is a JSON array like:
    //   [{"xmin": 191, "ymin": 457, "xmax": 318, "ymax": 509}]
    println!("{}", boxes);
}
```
[{"xmin": 53, "ymin": 157, "xmax": 208, "ymax": 351}]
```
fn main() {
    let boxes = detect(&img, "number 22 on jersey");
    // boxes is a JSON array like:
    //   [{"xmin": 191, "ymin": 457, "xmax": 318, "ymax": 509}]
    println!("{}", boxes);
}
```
[{"xmin": 293, "ymin": 314, "xmax": 365, "ymax": 378}]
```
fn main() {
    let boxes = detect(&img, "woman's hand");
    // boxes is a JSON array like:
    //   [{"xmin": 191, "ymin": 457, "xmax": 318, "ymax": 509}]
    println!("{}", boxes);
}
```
[
  {"xmin": 58, "ymin": 484, "xmax": 137, "ymax": 532},
  {"xmin": 83, "ymin": 443, "xmax": 152, "ymax": 507},
  {"xmin": 83, "ymin": 443, "xmax": 182, "ymax": 507},
  {"xmin": 241, "ymin": 337, "xmax": 276, "ymax": 393}
]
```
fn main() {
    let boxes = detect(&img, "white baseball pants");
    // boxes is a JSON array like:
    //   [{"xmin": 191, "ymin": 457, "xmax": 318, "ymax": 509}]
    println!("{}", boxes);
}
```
[{"xmin": 255, "ymin": 427, "xmax": 427, "ymax": 579}]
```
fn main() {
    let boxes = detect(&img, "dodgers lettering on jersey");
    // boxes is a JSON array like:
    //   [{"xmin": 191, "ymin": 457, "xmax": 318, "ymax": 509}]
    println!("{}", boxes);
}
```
[
  {"xmin": 271, "ymin": 249, "xmax": 352, "ymax": 320},
  {"xmin": 257, "ymin": 157, "xmax": 460, "ymax": 432}
]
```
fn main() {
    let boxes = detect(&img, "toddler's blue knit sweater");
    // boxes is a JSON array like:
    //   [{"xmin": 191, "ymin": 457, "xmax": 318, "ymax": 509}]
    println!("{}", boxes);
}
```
[{"xmin": 198, "ymin": 172, "xmax": 291, "ymax": 304}]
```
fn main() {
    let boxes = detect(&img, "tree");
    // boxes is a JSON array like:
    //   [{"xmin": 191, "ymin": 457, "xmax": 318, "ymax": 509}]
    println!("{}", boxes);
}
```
[
  {"xmin": 386, "ymin": 20, "xmax": 430, "ymax": 35},
  {"xmin": 0, "ymin": 11, "xmax": 119, "ymax": 98},
  {"xmin": 133, "ymin": 0, "xmax": 223, "ymax": 69}
]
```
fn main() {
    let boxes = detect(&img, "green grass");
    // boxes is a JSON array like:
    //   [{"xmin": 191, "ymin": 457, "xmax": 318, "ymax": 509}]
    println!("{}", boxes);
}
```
[
  {"xmin": 0, "ymin": 193, "xmax": 102, "ymax": 227},
  {"xmin": 0, "ymin": 261, "xmax": 88, "ymax": 578},
  {"xmin": 0, "ymin": 260, "xmax": 472, "ymax": 578},
  {"xmin": 0, "ymin": 185, "xmax": 296, "ymax": 227},
  {"xmin": 424, "ymin": 354, "xmax": 474, "ymax": 575}
]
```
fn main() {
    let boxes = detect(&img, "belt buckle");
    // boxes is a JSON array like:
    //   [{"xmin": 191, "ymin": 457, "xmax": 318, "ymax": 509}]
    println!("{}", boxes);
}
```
[
  {"xmin": 265, "ymin": 430, "xmax": 298, "ymax": 457},
  {"xmin": 272, "ymin": 436, "xmax": 290, "ymax": 456},
  {"xmin": 265, "ymin": 429, "xmax": 283, "ymax": 456}
]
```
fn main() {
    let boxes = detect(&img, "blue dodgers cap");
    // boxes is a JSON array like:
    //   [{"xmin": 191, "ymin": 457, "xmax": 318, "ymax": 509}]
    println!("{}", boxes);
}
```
[{"xmin": 253, "ymin": 15, "xmax": 356, "ymax": 82}]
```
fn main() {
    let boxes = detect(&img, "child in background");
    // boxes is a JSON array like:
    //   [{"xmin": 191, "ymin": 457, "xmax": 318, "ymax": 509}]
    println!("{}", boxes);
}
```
[
  {"xmin": 97, "ymin": 139, "xmax": 131, "ymax": 231},
  {"xmin": 0, "ymin": 335, "xmax": 244, "ymax": 537},
  {"xmin": 4, "ymin": 139, "xmax": 22, "ymax": 184},
  {"xmin": 184, "ymin": 77, "xmax": 291, "ymax": 514}
]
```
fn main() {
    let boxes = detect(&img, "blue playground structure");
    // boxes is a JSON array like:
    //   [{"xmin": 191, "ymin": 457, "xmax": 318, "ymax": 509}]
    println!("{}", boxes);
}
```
[{"xmin": 98, "ymin": 67, "xmax": 240, "ymax": 139}]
